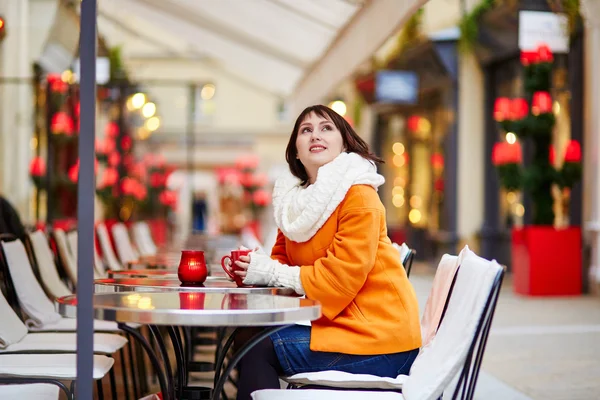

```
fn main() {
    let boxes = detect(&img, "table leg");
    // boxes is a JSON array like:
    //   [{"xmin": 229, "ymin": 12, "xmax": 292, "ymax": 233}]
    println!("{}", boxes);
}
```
[
  {"xmin": 149, "ymin": 325, "xmax": 176, "ymax": 399},
  {"xmin": 212, "ymin": 325, "xmax": 288, "ymax": 400},
  {"xmin": 213, "ymin": 328, "xmax": 239, "ymax": 388},
  {"xmin": 118, "ymin": 323, "xmax": 171, "ymax": 400}
]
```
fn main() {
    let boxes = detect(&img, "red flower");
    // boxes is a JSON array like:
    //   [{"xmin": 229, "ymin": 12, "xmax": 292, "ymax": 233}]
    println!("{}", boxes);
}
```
[
  {"xmin": 150, "ymin": 172, "xmax": 165, "ymax": 188},
  {"xmin": 29, "ymin": 157, "xmax": 46, "ymax": 177},
  {"xmin": 47, "ymin": 74, "xmax": 68, "ymax": 93},
  {"xmin": 492, "ymin": 142, "xmax": 522, "ymax": 165},
  {"xmin": 105, "ymin": 138, "xmax": 116, "ymax": 153},
  {"xmin": 564, "ymin": 140, "xmax": 582, "ymax": 163},
  {"xmin": 252, "ymin": 190, "xmax": 271, "ymax": 207},
  {"xmin": 159, "ymin": 190, "xmax": 178, "ymax": 209},
  {"xmin": 216, "ymin": 168, "xmax": 241, "ymax": 185},
  {"xmin": 510, "ymin": 98, "xmax": 529, "ymax": 120},
  {"xmin": 99, "ymin": 168, "xmax": 118, "ymax": 188},
  {"xmin": 493, "ymin": 98, "xmax": 511, "ymax": 122},
  {"xmin": 105, "ymin": 122, "xmax": 119, "ymax": 138},
  {"xmin": 51, "ymin": 112, "xmax": 74, "ymax": 135},
  {"xmin": 536, "ymin": 44, "xmax": 553, "ymax": 63},
  {"xmin": 532, "ymin": 92, "xmax": 553, "ymax": 115},
  {"xmin": 240, "ymin": 173, "xmax": 255, "ymax": 188},
  {"xmin": 252, "ymin": 173, "xmax": 269, "ymax": 188},
  {"xmin": 235, "ymin": 155, "xmax": 260, "ymax": 171}
]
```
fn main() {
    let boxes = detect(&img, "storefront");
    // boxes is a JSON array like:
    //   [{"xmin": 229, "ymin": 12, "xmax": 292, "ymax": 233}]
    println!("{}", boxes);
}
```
[{"xmin": 359, "ymin": 31, "xmax": 460, "ymax": 262}]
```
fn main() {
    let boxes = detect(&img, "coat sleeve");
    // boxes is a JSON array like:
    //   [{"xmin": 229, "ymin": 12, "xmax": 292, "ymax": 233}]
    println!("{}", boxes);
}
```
[
  {"xmin": 299, "ymin": 207, "xmax": 381, "ymax": 320},
  {"xmin": 270, "ymin": 229, "xmax": 291, "ymax": 265}
]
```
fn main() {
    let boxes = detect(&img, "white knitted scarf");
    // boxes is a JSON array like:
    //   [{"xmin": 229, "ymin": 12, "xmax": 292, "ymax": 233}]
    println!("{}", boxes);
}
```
[{"xmin": 272, "ymin": 152, "xmax": 385, "ymax": 243}]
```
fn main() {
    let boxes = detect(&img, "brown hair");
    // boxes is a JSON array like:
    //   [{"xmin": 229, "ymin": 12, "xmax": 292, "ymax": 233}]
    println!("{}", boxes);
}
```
[{"xmin": 285, "ymin": 105, "xmax": 383, "ymax": 184}]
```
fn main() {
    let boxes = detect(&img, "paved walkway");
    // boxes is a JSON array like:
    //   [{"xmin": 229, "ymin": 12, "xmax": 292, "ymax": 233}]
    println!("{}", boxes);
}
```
[{"xmin": 411, "ymin": 263, "xmax": 600, "ymax": 400}]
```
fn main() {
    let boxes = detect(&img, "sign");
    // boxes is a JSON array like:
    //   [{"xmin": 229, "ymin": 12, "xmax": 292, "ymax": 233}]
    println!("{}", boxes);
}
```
[
  {"xmin": 518, "ymin": 11, "xmax": 569, "ymax": 53},
  {"xmin": 73, "ymin": 57, "xmax": 111, "ymax": 84},
  {"xmin": 375, "ymin": 70, "xmax": 419, "ymax": 104}
]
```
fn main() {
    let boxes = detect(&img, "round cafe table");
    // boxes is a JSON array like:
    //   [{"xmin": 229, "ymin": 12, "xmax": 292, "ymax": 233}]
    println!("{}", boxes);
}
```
[
  {"xmin": 56, "ymin": 292, "xmax": 321, "ymax": 400},
  {"xmin": 107, "ymin": 267, "xmax": 228, "ymax": 280},
  {"xmin": 94, "ymin": 277, "xmax": 297, "ymax": 296}
]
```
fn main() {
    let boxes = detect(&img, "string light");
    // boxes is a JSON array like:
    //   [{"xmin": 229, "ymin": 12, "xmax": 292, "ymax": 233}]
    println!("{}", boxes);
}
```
[
  {"xmin": 131, "ymin": 93, "xmax": 146, "ymax": 109},
  {"xmin": 329, "ymin": 100, "xmax": 347, "ymax": 116},
  {"xmin": 142, "ymin": 102, "xmax": 156, "ymax": 118}
]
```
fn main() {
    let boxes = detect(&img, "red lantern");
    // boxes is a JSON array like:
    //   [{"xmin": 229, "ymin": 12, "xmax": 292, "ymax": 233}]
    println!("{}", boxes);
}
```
[
  {"xmin": 29, "ymin": 157, "xmax": 46, "ymax": 177},
  {"xmin": 520, "ymin": 51, "xmax": 539, "ymax": 66},
  {"xmin": 536, "ymin": 44, "xmax": 553, "ymax": 63},
  {"xmin": 431, "ymin": 153, "xmax": 444, "ymax": 170},
  {"xmin": 407, "ymin": 116, "xmax": 421, "ymax": 132},
  {"xmin": 510, "ymin": 98, "xmax": 529, "ymax": 120},
  {"xmin": 493, "ymin": 98, "xmax": 511, "ymax": 121},
  {"xmin": 564, "ymin": 140, "xmax": 582, "ymax": 163},
  {"xmin": 531, "ymin": 92, "xmax": 552, "ymax": 115},
  {"xmin": 492, "ymin": 142, "xmax": 522, "ymax": 165}
]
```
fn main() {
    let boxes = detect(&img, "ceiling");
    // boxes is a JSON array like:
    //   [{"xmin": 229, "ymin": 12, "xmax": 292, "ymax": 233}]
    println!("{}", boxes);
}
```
[{"xmin": 96, "ymin": 0, "xmax": 364, "ymax": 96}]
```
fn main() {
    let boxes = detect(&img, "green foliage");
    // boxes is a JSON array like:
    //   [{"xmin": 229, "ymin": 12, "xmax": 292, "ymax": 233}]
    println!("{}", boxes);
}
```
[
  {"xmin": 497, "ymin": 163, "xmax": 522, "ymax": 191},
  {"xmin": 458, "ymin": 0, "xmax": 496, "ymax": 53},
  {"xmin": 524, "ymin": 62, "xmax": 553, "ymax": 93},
  {"xmin": 108, "ymin": 46, "xmax": 129, "ymax": 83},
  {"xmin": 558, "ymin": 161, "xmax": 582, "ymax": 188}
]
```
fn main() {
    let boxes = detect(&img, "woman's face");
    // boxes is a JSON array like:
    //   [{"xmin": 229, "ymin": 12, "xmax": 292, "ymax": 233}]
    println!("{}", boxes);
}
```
[{"xmin": 295, "ymin": 112, "xmax": 345, "ymax": 184}]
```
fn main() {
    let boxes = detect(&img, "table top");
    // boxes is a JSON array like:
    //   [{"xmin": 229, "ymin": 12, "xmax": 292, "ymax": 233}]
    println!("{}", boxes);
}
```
[
  {"xmin": 56, "ymin": 292, "xmax": 321, "ymax": 326},
  {"xmin": 94, "ymin": 277, "xmax": 296, "ymax": 296}
]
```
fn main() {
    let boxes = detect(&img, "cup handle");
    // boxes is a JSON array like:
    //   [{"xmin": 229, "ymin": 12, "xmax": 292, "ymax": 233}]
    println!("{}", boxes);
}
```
[{"xmin": 221, "ymin": 255, "xmax": 236, "ymax": 280}]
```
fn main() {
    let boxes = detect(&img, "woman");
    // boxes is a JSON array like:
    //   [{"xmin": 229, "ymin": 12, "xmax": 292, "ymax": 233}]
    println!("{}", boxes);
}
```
[{"xmin": 232, "ymin": 105, "xmax": 422, "ymax": 399}]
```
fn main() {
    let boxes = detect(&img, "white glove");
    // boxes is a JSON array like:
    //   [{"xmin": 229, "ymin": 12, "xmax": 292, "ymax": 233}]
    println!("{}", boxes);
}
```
[{"xmin": 243, "ymin": 251, "xmax": 306, "ymax": 295}]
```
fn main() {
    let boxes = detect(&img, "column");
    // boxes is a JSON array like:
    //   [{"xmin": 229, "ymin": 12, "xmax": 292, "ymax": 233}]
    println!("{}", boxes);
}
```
[
  {"xmin": 0, "ymin": 0, "xmax": 32, "ymax": 220},
  {"xmin": 581, "ymin": 0, "xmax": 600, "ymax": 289}
]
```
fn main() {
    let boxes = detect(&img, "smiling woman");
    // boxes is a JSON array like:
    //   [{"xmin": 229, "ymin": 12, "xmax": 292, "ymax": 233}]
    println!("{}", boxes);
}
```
[{"xmin": 227, "ymin": 104, "xmax": 422, "ymax": 400}]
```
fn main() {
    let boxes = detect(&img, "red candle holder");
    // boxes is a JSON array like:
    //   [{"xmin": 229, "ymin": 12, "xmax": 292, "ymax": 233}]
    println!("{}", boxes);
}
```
[{"xmin": 178, "ymin": 250, "xmax": 207, "ymax": 285}]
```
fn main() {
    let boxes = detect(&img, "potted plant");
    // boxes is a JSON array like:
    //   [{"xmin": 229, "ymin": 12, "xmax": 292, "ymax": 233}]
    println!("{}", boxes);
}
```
[{"xmin": 492, "ymin": 44, "xmax": 582, "ymax": 296}]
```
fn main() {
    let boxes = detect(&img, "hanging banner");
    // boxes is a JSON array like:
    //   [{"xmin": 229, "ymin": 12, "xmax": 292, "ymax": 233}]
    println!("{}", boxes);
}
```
[{"xmin": 518, "ymin": 11, "xmax": 569, "ymax": 53}]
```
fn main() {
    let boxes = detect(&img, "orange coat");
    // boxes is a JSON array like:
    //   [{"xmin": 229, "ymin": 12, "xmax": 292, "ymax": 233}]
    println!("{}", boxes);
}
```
[{"xmin": 271, "ymin": 185, "xmax": 422, "ymax": 355}]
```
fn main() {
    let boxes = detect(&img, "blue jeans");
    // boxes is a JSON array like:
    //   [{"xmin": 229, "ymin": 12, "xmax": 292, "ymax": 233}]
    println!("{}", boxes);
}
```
[{"xmin": 270, "ymin": 325, "xmax": 419, "ymax": 377}]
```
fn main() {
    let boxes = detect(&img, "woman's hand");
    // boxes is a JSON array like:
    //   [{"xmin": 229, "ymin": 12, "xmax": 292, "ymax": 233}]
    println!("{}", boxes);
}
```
[{"xmin": 233, "ymin": 247, "xmax": 260, "ymax": 279}]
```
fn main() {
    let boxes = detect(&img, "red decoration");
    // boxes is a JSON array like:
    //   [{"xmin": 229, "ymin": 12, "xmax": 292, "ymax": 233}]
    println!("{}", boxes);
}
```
[
  {"xmin": 178, "ymin": 250, "xmax": 207, "ymax": 285},
  {"xmin": 492, "ymin": 142, "xmax": 522, "ymax": 166},
  {"xmin": 564, "ymin": 140, "xmax": 582, "ymax": 163},
  {"xmin": 51, "ymin": 112, "xmax": 74, "ymax": 135},
  {"xmin": 252, "ymin": 190, "xmax": 271, "ymax": 207},
  {"xmin": 108, "ymin": 152, "xmax": 120, "ymax": 167},
  {"xmin": 510, "ymin": 98, "xmax": 529, "ymax": 120},
  {"xmin": 122, "ymin": 177, "xmax": 147, "ymax": 201},
  {"xmin": 549, "ymin": 146, "xmax": 556, "ymax": 165},
  {"xmin": 68, "ymin": 163, "xmax": 79, "ymax": 183},
  {"xmin": 235, "ymin": 155, "xmax": 260, "ymax": 170},
  {"xmin": 407, "ymin": 116, "xmax": 421, "ymax": 132},
  {"xmin": 29, "ymin": 157, "xmax": 46, "ymax": 177},
  {"xmin": 120, "ymin": 136, "xmax": 132, "ymax": 152},
  {"xmin": 150, "ymin": 172, "xmax": 166, "ymax": 188},
  {"xmin": 520, "ymin": 51, "xmax": 539, "ymax": 66},
  {"xmin": 47, "ymin": 74, "xmax": 68, "ymax": 93},
  {"xmin": 493, "ymin": 98, "xmax": 511, "ymax": 121},
  {"xmin": 99, "ymin": 168, "xmax": 118, "ymax": 188},
  {"xmin": 159, "ymin": 190, "xmax": 178, "ymax": 209},
  {"xmin": 434, "ymin": 177, "xmax": 444, "ymax": 192},
  {"xmin": 536, "ymin": 44, "xmax": 554, "ymax": 63},
  {"xmin": 105, "ymin": 122, "xmax": 119, "ymax": 139},
  {"xmin": 512, "ymin": 227, "xmax": 581, "ymax": 295},
  {"xmin": 531, "ymin": 91, "xmax": 552, "ymax": 115}
]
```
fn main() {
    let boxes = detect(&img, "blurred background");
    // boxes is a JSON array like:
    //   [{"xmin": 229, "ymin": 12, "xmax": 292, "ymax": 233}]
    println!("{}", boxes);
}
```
[{"xmin": 0, "ymin": 1, "xmax": 599, "ymax": 397}]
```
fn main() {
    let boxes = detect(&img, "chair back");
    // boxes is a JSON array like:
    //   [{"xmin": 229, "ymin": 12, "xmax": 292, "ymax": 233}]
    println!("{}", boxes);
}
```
[
  {"xmin": 111, "ymin": 222, "xmax": 138, "ymax": 265},
  {"xmin": 0, "ymin": 289, "xmax": 28, "ymax": 348},
  {"xmin": 66, "ymin": 231, "xmax": 105, "ymax": 279},
  {"xmin": 96, "ymin": 223, "xmax": 124, "ymax": 271},
  {"xmin": 402, "ymin": 248, "xmax": 504, "ymax": 400},
  {"xmin": 0, "ymin": 238, "xmax": 63, "ymax": 328},
  {"xmin": 54, "ymin": 228, "xmax": 78, "ymax": 285},
  {"xmin": 404, "ymin": 249, "xmax": 416, "ymax": 278},
  {"xmin": 132, "ymin": 221, "xmax": 157, "ymax": 257},
  {"xmin": 28, "ymin": 230, "xmax": 71, "ymax": 299}
]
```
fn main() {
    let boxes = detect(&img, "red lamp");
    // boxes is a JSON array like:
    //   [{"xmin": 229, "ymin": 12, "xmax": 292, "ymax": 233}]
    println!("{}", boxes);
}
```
[
  {"xmin": 510, "ymin": 98, "xmax": 529, "ymax": 120},
  {"xmin": 493, "ymin": 98, "xmax": 511, "ymax": 121},
  {"xmin": 178, "ymin": 250, "xmax": 207, "ymax": 285},
  {"xmin": 532, "ymin": 92, "xmax": 553, "ymax": 115}
]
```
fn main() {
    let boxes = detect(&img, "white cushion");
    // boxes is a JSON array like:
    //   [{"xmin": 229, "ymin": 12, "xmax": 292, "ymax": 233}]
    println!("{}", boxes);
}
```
[
  {"xmin": 53, "ymin": 229, "xmax": 78, "ymax": 284},
  {"xmin": 284, "ymin": 371, "xmax": 407, "ymax": 390},
  {"xmin": 0, "ymin": 291, "xmax": 28, "ymax": 348},
  {"xmin": 2, "ymin": 240, "xmax": 63, "ymax": 328},
  {"xmin": 66, "ymin": 231, "xmax": 106, "ymax": 278},
  {"xmin": 28, "ymin": 318, "xmax": 140, "ymax": 332},
  {"xmin": 251, "ymin": 389, "xmax": 403, "ymax": 400},
  {"xmin": 28, "ymin": 231, "xmax": 72, "ymax": 299},
  {"xmin": 0, "ymin": 353, "xmax": 114, "ymax": 379},
  {"xmin": 0, "ymin": 333, "xmax": 127, "ymax": 354},
  {"xmin": 111, "ymin": 223, "xmax": 139, "ymax": 264},
  {"xmin": 96, "ymin": 224, "xmax": 124, "ymax": 271},
  {"xmin": 0, "ymin": 383, "xmax": 60, "ymax": 399}
]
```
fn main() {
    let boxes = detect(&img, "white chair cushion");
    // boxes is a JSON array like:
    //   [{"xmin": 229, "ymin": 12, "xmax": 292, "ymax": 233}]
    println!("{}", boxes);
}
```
[
  {"xmin": 251, "ymin": 389, "xmax": 403, "ymax": 400},
  {"xmin": 0, "ymin": 383, "xmax": 60, "ymax": 399},
  {"xmin": 28, "ymin": 318, "xmax": 140, "ymax": 332},
  {"xmin": 0, "ymin": 333, "xmax": 127, "ymax": 354},
  {"xmin": 53, "ymin": 229, "xmax": 77, "ymax": 284},
  {"xmin": 0, "ymin": 353, "xmax": 114, "ymax": 379},
  {"xmin": 284, "ymin": 371, "xmax": 407, "ymax": 390},
  {"xmin": 28, "ymin": 231, "xmax": 72, "ymax": 299},
  {"xmin": 0, "ymin": 291, "xmax": 28, "ymax": 348},
  {"xmin": 111, "ymin": 223, "xmax": 138, "ymax": 264},
  {"xmin": 2, "ymin": 240, "xmax": 63, "ymax": 328}
]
